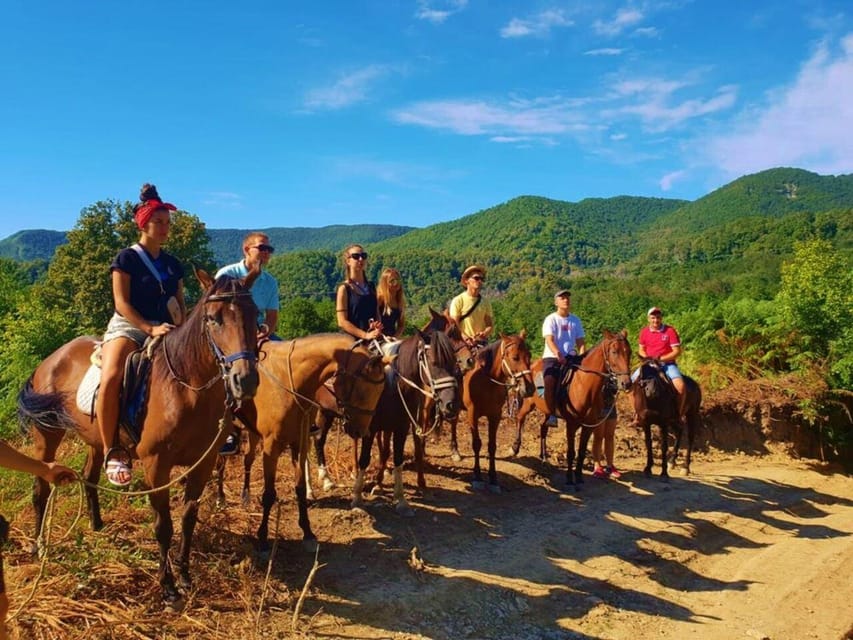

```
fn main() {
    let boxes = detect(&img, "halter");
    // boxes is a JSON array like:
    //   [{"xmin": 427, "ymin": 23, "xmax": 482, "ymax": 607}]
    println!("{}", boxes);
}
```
[
  {"xmin": 162, "ymin": 290, "xmax": 258, "ymax": 393},
  {"xmin": 488, "ymin": 339, "xmax": 532, "ymax": 390}
]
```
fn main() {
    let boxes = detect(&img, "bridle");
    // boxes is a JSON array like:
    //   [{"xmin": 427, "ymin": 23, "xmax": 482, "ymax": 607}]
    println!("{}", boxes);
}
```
[
  {"xmin": 394, "ymin": 340, "xmax": 458, "ymax": 436},
  {"xmin": 162, "ymin": 289, "xmax": 258, "ymax": 394}
]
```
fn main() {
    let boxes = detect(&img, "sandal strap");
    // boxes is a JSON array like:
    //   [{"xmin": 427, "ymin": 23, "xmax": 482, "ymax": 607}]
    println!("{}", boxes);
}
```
[{"xmin": 104, "ymin": 446, "xmax": 132, "ymax": 469}]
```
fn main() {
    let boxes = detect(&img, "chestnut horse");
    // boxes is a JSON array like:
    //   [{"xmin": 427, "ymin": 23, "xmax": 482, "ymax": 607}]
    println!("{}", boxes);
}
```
[
  {"xmin": 454, "ymin": 332, "xmax": 535, "ymax": 492},
  {"xmin": 632, "ymin": 360, "xmax": 702, "ymax": 479},
  {"xmin": 16, "ymin": 268, "xmax": 260, "ymax": 605},
  {"xmin": 306, "ymin": 308, "xmax": 472, "ymax": 496},
  {"xmin": 350, "ymin": 329, "xmax": 460, "ymax": 515},
  {"xmin": 251, "ymin": 333, "xmax": 388, "ymax": 551},
  {"xmin": 513, "ymin": 329, "xmax": 632, "ymax": 488}
]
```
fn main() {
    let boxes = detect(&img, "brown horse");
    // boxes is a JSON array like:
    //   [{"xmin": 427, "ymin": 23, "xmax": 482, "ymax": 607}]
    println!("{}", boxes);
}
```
[
  {"xmin": 632, "ymin": 360, "xmax": 702, "ymax": 479},
  {"xmin": 453, "ymin": 332, "xmax": 535, "ymax": 492},
  {"xmin": 251, "ymin": 333, "xmax": 388, "ymax": 551},
  {"xmin": 513, "ymin": 329, "xmax": 632, "ymax": 488},
  {"xmin": 16, "ymin": 268, "xmax": 260, "ymax": 605},
  {"xmin": 350, "ymin": 329, "xmax": 460, "ymax": 515},
  {"xmin": 306, "ymin": 308, "xmax": 473, "ymax": 496}
]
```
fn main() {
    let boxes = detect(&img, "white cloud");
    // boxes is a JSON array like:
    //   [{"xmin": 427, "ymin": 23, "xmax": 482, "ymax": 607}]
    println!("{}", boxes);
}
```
[
  {"xmin": 704, "ymin": 33, "xmax": 853, "ymax": 176},
  {"xmin": 415, "ymin": 0, "xmax": 468, "ymax": 24},
  {"xmin": 500, "ymin": 9, "xmax": 573, "ymax": 38},
  {"xmin": 304, "ymin": 65, "xmax": 391, "ymax": 110},
  {"xmin": 633, "ymin": 26, "xmax": 659, "ymax": 38},
  {"xmin": 659, "ymin": 170, "xmax": 687, "ymax": 191},
  {"xmin": 593, "ymin": 8, "xmax": 644, "ymax": 37},
  {"xmin": 202, "ymin": 192, "xmax": 244, "ymax": 208},
  {"xmin": 393, "ymin": 98, "xmax": 590, "ymax": 138},
  {"xmin": 610, "ymin": 132, "xmax": 628, "ymax": 141},
  {"xmin": 584, "ymin": 48, "xmax": 624, "ymax": 56}
]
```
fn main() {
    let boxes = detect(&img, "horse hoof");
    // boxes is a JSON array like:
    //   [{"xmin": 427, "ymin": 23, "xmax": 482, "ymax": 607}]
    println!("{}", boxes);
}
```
[
  {"xmin": 322, "ymin": 478, "xmax": 336, "ymax": 491},
  {"xmin": 471, "ymin": 480, "xmax": 486, "ymax": 491},
  {"xmin": 163, "ymin": 594, "xmax": 185, "ymax": 613},
  {"xmin": 396, "ymin": 503, "xmax": 415, "ymax": 518},
  {"xmin": 302, "ymin": 537, "xmax": 319, "ymax": 553},
  {"xmin": 509, "ymin": 444, "xmax": 520, "ymax": 457},
  {"xmin": 488, "ymin": 484, "xmax": 502, "ymax": 495},
  {"xmin": 451, "ymin": 451, "xmax": 462, "ymax": 463},
  {"xmin": 215, "ymin": 497, "xmax": 226, "ymax": 510}
]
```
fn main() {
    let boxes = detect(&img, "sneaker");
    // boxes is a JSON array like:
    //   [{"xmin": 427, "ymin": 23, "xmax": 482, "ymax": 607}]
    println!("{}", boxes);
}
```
[
  {"xmin": 219, "ymin": 434, "xmax": 239, "ymax": 456},
  {"xmin": 592, "ymin": 466, "xmax": 608, "ymax": 479},
  {"xmin": 545, "ymin": 414, "xmax": 559, "ymax": 428},
  {"xmin": 606, "ymin": 466, "xmax": 622, "ymax": 479}
]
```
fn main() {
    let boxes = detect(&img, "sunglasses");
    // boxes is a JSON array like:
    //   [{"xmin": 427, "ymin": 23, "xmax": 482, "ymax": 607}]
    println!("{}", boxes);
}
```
[
  {"xmin": 253, "ymin": 244, "xmax": 275, "ymax": 253},
  {"xmin": 349, "ymin": 252, "xmax": 368, "ymax": 260},
  {"xmin": 470, "ymin": 275, "xmax": 484, "ymax": 281}
]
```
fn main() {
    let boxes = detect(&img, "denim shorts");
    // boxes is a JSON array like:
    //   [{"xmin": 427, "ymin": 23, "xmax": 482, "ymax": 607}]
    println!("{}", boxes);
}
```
[{"xmin": 102, "ymin": 312, "xmax": 153, "ymax": 347}]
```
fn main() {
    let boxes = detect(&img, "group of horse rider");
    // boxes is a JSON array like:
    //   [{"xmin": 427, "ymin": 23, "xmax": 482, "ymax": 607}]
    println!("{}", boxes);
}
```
[{"xmin": 84, "ymin": 182, "xmax": 686, "ymax": 488}]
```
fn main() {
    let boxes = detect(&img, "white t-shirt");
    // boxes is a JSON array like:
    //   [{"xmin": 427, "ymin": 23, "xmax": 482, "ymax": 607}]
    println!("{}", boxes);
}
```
[{"xmin": 541, "ymin": 312, "xmax": 585, "ymax": 359}]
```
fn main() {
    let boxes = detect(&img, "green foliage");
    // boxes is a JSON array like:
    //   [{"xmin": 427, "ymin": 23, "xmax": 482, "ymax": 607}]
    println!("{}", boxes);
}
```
[{"xmin": 278, "ymin": 298, "xmax": 336, "ymax": 337}]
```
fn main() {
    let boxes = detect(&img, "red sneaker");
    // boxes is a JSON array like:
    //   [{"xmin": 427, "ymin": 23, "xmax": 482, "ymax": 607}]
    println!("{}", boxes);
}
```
[
  {"xmin": 606, "ymin": 466, "xmax": 622, "ymax": 479},
  {"xmin": 592, "ymin": 466, "xmax": 608, "ymax": 479}
]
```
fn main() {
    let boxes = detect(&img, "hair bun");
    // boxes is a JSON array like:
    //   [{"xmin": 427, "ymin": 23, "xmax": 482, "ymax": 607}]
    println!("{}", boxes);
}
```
[{"xmin": 140, "ymin": 183, "xmax": 160, "ymax": 202}]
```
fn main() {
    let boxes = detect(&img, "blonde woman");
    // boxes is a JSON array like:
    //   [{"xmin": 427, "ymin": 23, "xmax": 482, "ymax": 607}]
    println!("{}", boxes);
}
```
[
  {"xmin": 376, "ymin": 267, "xmax": 406, "ymax": 338},
  {"xmin": 336, "ymin": 244, "xmax": 382, "ymax": 341}
]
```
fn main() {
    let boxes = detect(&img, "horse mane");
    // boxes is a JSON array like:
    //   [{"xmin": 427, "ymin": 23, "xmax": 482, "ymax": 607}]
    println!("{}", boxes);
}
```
[
  {"xmin": 394, "ymin": 334, "xmax": 424, "ymax": 377},
  {"xmin": 151, "ymin": 274, "xmax": 248, "ymax": 385},
  {"xmin": 426, "ymin": 330, "xmax": 456, "ymax": 372},
  {"xmin": 476, "ymin": 340, "xmax": 501, "ymax": 371}
]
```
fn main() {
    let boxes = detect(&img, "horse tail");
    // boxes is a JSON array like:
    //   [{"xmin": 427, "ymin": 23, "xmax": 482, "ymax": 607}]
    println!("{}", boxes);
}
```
[{"xmin": 17, "ymin": 376, "xmax": 77, "ymax": 435}]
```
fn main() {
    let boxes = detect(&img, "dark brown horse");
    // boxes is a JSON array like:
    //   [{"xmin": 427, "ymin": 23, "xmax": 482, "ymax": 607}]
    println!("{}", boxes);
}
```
[
  {"xmin": 350, "ymin": 329, "xmax": 460, "ymax": 515},
  {"xmin": 632, "ymin": 360, "xmax": 702, "ymax": 479},
  {"xmin": 16, "ymin": 268, "xmax": 260, "ymax": 606},
  {"xmin": 454, "ymin": 332, "xmax": 535, "ymax": 492},
  {"xmin": 513, "ymin": 330, "xmax": 632, "ymax": 488},
  {"xmin": 251, "ymin": 333, "xmax": 388, "ymax": 551}
]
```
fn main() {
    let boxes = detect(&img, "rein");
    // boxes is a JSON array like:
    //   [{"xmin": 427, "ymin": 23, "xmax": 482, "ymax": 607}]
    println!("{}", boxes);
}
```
[
  {"xmin": 565, "ymin": 335, "xmax": 631, "ymax": 428},
  {"xmin": 393, "ymin": 341, "xmax": 457, "ymax": 437}
]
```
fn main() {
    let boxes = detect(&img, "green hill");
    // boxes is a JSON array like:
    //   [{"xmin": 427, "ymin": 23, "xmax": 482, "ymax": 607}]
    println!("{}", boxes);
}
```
[{"xmin": 0, "ymin": 230, "xmax": 68, "ymax": 261}]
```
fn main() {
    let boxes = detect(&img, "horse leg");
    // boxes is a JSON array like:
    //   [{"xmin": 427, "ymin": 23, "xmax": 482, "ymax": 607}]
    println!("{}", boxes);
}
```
[
  {"xmin": 539, "ymin": 417, "xmax": 549, "ymax": 462},
  {"xmin": 449, "ymin": 414, "xmax": 462, "ymax": 462},
  {"xmin": 256, "ymin": 450, "xmax": 280, "ymax": 553},
  {"xmin": 392, "ymin": 426, "xmax": 414, "ymax": 516},
  {"xmin": 176, "ymin": 453, "xmax": 219, "ymax": 592},
  {"xmin": 470, "ymin": 415, "xmax": 484, "ymax": 490},
  {"xmin": 373, "ymin": 429, "xmax": 391, "ymax": 489},
  {"xmin": 486, "ymin": 415, "xmax": 501, "ymax": 493},
  {"xmin": 147, "ymin": 471, "xmax": 180, "ymax": 606},
  {"xmin": 292, "ymin": 447, "xmax": 317, "ymax": 551},
  {"xmin": 214, "ymin": 455, "xmax": 227, "ymax": 508},
  {"xmin": 412, "ymin": 423, "xmax": 428, "ymax": 492},
  {"xmin": 511, "ymin": 399, "xmax": 532, "ymax": 457},
  {"xmin": 314, "ymin": 411, "xmax": 336, "ymax": 492},
  {"xmin": 659, "ymin": 422, "xmax": 670, "ymax": 482},
  {"xmin": 574, "ymin": 427, "xmax": 593, "ymax": 487},
  {"xmin": 643, "ymin": 422, "xmax": 654, "ymax": 477},
  {"xmin": 351, "ymin": 434, "xmax": 375, "ymax": 509},
  {"xmin": 241, "ymin": 431, "xmax": 258, "ymax": 506},
  {"xmin": 565, "ymin": 424, "xmax": 577, "ymax": 488}
]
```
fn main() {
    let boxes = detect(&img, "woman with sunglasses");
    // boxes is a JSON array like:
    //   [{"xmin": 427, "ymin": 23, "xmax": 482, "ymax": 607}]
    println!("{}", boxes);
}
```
[
  {"xmin": 216, "ymin": 231, "xmax": 280, "ymax": 339},
  {"xmin": 336, "ymin": 244, "xmax": 382, "ymax": 341},
  {"xmin": 449, "ymin": 264, "xmax": 493, "ymax": 346}
]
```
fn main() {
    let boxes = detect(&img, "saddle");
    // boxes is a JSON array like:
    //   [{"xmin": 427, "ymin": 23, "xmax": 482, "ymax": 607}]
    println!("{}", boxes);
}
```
[
  {"xmin": 75, "ymin": 340, "xmax": 157, "ymax": 445},
  {"xmin": 638, "ymin": 362, "xmax": 676, "ymax": 401}
]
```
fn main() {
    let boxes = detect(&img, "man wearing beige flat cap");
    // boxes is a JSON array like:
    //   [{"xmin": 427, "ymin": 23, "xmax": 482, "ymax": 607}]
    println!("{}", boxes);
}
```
[{"xmin": 449, "ymin": 265, "xmax": 493, "ymax": 345}]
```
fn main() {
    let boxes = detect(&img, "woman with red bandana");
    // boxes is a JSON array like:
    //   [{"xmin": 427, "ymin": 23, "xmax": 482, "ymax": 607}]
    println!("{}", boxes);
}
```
[{"xmin": 96, "ymin": 184, "xmax": 186, "ymax": 486}]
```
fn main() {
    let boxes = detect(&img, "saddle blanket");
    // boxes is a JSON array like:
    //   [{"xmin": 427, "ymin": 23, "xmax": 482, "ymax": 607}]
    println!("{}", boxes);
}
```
[{"xmin": 76, "ymin": 363, "xmax": 101, "ymax": 416}]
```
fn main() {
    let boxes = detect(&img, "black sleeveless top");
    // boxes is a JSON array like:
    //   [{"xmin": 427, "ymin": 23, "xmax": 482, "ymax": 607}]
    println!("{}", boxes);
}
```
[
  {"xmin": 379, "ymin": 306, "xmax": 402, "ymax": 336},
  {"xmin": 343, "ymin": 280, "xmax": 377, "ymax": 332}
]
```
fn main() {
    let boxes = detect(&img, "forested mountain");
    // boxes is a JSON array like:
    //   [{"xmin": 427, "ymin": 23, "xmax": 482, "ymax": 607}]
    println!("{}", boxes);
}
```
[{"xmin": 0, "ymin": 224, "xmax": 415, "ymax": 267}]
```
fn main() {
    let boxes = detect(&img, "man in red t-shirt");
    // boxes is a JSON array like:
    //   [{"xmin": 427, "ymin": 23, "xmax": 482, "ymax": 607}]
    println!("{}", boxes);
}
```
[{"xmin": 637, "ymin": 307, "xmax": 685, "ymax": 399}]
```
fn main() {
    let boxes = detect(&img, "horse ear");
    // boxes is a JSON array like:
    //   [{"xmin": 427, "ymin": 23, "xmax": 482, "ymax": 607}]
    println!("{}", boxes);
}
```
[
  {"xmin": 519, "ymin": 328, "xmax": 528, "ymax": 340},
  {"xmin": 621, "ymin": 328, "xmax": 629, "ymax": 339},
  {"xmin": 194, "ymin": 265, "xmax": 214, "ymax": 290},
  {"xmin": 603, "ymin": 329, "xmax": 613, "ymax": 339},
  {"xmin": 381, "ymin": 354, "xmax": 397, "ymax": 367},
  {"xmin": 429, "ymin": 307, "xmax": 440, "ymax": 319}
]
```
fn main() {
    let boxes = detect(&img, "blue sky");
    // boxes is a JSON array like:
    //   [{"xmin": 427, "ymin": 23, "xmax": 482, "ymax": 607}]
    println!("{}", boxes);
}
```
[{"xmin": 1, "ymin": 1, "xmax": 851, "ymax": 240}]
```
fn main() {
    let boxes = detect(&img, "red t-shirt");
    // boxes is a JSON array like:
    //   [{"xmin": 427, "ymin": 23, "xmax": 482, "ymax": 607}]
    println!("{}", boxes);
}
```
[{"xmin": 639, "ymin": 325, "xmax": 680, "ymax": 359}]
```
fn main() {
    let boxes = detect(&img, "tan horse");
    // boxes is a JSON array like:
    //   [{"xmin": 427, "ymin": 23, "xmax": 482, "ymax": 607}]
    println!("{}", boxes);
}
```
[
  {"xmin": 453, "ymin": 332, "xmax": 535, "ymax": 492},
  {"xmin": 252, "ymin": 333, "xmax": 388, "ymax": 551},
  {"xmin": 513, "ymin": 329, "xmax": 632, "ymax": 488},
  {"xmin": 16, "ymin": 268, "xmax": 260, "ymax": 606}
]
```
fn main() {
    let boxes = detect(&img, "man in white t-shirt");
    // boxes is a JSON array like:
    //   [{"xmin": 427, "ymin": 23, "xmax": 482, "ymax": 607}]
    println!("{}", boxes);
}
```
[{"xmin": 541, "ymin": 289, "xmax": 586, "ymax": 427}]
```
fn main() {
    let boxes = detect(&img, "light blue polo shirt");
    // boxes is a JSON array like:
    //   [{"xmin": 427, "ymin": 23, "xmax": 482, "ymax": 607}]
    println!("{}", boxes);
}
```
[{"xmin": 215, "ymin": 261, "xmax": 280, "ymax": 326}]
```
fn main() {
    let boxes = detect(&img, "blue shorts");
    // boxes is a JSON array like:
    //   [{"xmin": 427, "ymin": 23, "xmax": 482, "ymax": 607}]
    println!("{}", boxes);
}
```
[{"xmin": 631, "ymin": 362, "xmax": 683, "ymax": 382}]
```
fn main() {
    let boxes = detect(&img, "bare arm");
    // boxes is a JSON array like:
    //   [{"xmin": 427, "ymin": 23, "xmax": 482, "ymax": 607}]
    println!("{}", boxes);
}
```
[
  {"xmin": 0, "ymin": 441, "xmax": 76, "ymax": 485},
  {"xmin": 112, "ymin": 270, "xmax": 174, "ymax": 337},
  {"xmin": 264, "ymin": 309, "xmax": 279, "ymax": 335}
]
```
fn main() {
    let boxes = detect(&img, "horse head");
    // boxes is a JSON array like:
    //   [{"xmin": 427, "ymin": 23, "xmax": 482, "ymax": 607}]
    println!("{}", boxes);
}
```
[
  {"xmin": 422, "ymin": 307, "xmax": 475, "ymax": 375},
  {"xmin": 498, "ymin": 331, "xmax": 535, "ymax": 398},
  {"xmin": 192, "ymin": 266, "xmax": 260, "ymax": 403},
  {"xmin": 602, "ymin": 328, "xmax": 632, "ymax": 391},
  {"xmin": 334, "ymin": 345, "xmax": 388, "ymax": 438},
  {"xmin": 419, "ymin": 330, "xmax": 460, "ymax": 420}
]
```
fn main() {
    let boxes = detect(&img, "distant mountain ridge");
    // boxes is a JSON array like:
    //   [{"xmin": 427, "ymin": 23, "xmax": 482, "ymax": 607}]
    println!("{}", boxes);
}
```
[{"xmin": 0, "ymin": 224, "xmax": 416, "ymax": 266}]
